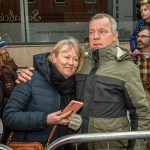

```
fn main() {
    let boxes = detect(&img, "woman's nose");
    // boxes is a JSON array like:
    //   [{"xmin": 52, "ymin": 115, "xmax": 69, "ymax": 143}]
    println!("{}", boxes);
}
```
[{"xmin": 68, "ymin": 59, "xmax": 74, "ymax": 65}]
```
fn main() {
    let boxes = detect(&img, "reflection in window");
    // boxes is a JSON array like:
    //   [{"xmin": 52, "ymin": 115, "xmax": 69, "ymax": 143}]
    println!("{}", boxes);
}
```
[
  {"xmin": 55, "ymin": 0, "xmax": 66, "ymax": 3},
  {"xmin": 85, "ymin": 0, "xmax": 96, "ymax": 3},
  {"xmin": 0, "ymin": 0, "xmax": 137, "ymax": 43},
  {"xmin": 28, "ymin": 0, "xmax": 36, "ymax": 4}
]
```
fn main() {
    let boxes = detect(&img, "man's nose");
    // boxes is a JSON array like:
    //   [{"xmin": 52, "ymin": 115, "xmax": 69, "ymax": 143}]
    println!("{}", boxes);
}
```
[{"xmin": 93, "ymin": 31, "xmax": 100, "ymax": 38}]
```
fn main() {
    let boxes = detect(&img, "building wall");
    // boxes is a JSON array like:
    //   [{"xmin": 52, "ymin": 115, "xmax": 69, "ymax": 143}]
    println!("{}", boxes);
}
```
[
  {"xmin": 6, "ymin": 42, "xmax": 130, "ymax": 69},
  {"xmin": 0, "ymin": 0, "xmax": 108, "ymax": 23}
]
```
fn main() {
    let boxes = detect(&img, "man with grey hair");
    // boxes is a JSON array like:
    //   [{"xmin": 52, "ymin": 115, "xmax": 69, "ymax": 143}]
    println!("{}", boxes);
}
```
[
  {"xmin": 76, "ymin": 13, "xmax": 150, "ymax": 150},
  {"xmin": 16, "ymin": 13, "xmax": 150, "ymax": 150}
]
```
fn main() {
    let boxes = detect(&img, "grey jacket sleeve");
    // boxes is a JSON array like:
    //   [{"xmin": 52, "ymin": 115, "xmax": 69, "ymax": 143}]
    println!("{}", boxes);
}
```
[{"xmin": 124, "ymin": 63, "xmax": 150, "ymax": 150}]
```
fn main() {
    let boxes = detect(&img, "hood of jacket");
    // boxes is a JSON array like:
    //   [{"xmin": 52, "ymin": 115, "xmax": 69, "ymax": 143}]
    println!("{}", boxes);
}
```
[
  {"xmin": 96, "ymin": 43, "xmax": 133, "ymax": 62},
  {"xmin": 33, "ymin": 52, "xmax": 51, "ymax": 78}
]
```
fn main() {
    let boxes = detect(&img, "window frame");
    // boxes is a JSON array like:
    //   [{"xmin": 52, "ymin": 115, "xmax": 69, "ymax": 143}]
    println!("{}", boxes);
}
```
[
  {"xmin": 28, "ymin": 0, "xmax": 36, "ymax": 4},
  {"xmin": 85, "ymin": 0, "xmax": 96, "ymax": 4},
  {"xmin": 55, "ymin": 0, "xmax": 66, "ymax": 4}
]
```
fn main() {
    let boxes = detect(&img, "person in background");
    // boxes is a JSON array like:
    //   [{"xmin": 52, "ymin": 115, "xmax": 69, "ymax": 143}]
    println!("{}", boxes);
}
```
[
  {"xmin": 16, "ymin": 13, "xmax": 150, "ymax": 150},
  {"xmin": 0, "ymin": 48, "xmax": 18, "ymax": 99},
  {"xmin": 0, "ymin": 37, "xmax": 7, "ymax": 48},
  {"xmin": 136, "ymin": 25, "xmax": 150, "ymax": 110},
  {"xmin": 3, "ymin": 37, "xmax": 84, "ymax": 149},
  {"xmin": 84, "ymin": 37, "xmax": 90, "ymax": 49},
  {"xmin": 0, "ymin": 47, "xmax": 18, "ymax": 144},
  {"xmin": 0, "ymin": 38, "xmax": 7, "ymax": 111},
  {"xmin": 135, "ymin": 26, "xmax": 150, "ymax": 150},
  {"xmin": 130, "ymin": 0, "xmax": 150, "ymax": 55}
]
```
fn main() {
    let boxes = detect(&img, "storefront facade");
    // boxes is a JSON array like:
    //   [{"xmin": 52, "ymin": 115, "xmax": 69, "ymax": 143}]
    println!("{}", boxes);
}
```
[{"xmin": 0, "ymin": 0, "xmax": 139, "ymax": 44}]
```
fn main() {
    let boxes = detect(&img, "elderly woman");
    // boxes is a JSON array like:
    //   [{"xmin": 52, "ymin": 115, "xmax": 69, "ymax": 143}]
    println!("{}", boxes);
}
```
[{"xmin": 2, "ymin": 37, "xmax": 84, "ymax": 149}]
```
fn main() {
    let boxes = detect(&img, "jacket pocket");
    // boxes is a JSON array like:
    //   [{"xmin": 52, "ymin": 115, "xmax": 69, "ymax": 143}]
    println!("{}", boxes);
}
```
[
  {"xmin": 91, "ymin": 117, "xmax": 130, "ymax": 132},
  {"xmin": 94, "ymin": 76, "xmax": 124, "ymax": 103}
]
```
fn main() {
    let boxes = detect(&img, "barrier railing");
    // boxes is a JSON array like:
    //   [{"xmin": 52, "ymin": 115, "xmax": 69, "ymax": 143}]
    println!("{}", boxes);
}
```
[
  {"xmin": 46, "ymin": 130, "xmax": 150, "ymax": 150},
  {"xmin": 0, "ymin": 144, "xmax": 13, "ymax": 150}
]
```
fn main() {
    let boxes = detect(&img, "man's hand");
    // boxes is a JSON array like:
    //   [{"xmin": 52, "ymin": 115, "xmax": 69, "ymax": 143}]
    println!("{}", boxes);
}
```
[
  {"xmin": 16, "ymin": 67, "xmax": 34, "ymax": 84},
  {"xmin": 68, "ymin": 114, "xmax": 82, "ymax": 131}
]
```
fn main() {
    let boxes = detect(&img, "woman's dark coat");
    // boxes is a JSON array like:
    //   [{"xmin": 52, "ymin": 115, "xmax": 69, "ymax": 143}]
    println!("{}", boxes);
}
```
[{"xmin": 3, "ymin": 53, "xmax": 62, "ymax": 145}]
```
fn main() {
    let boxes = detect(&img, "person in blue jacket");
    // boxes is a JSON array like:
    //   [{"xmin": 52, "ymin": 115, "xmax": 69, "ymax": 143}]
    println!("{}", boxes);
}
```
[
  {"xmin": 130, "ymin": 0, "xmax": 150, "ymax": 55},
  {"xmin": 2, "ymin": 37, "xmax": 84, "ymax": 149}
]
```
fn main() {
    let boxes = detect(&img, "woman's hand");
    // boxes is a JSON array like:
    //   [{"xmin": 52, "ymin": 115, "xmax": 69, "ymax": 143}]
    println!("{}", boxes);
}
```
[
  {"xmin": 16, "ymin": 67, "xmax": 34, "ymax": 84},
  {"xmin": 46, "ymin": 110, "xmax": 72, "ymax": 125}
]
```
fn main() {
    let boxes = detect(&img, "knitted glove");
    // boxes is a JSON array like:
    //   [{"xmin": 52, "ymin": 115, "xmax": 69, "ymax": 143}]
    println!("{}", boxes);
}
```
[{"xmin": 68, "ymin": 114, "xmax": 82, "ymax": 131}]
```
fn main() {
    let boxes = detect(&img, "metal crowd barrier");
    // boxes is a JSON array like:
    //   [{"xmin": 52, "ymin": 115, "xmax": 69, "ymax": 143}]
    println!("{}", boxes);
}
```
[
  {"xmin": 46, "ymin": 130, "xmax": 150, "ymax": 150},
  {"xmin": 0, "ymin": 144, "xmax": 13, "ymax": 150}
]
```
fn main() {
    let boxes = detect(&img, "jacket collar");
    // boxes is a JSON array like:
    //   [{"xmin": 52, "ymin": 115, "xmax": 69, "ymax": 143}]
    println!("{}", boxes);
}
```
[{"xmin": 93, "ymin": 43, "xmax": 133, "ymax": 62}]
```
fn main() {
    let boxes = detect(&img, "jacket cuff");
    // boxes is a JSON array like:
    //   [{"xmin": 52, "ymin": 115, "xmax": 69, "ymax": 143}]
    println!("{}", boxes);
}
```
[{"xmin": 43, "ymin": 113, "xmax": 49, "ymax": 127}]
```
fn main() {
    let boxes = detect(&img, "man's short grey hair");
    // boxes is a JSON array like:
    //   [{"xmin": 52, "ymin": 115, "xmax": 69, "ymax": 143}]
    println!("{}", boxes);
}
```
[{"xmin": 89, "ymin": 13, "xmax": 117, "ymax": 33}]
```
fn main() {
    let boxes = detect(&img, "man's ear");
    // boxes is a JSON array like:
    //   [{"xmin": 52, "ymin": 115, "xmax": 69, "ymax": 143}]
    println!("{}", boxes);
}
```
[{"xmin": 113, "ymin": 31, "xmax": 119, "ymax": 42}]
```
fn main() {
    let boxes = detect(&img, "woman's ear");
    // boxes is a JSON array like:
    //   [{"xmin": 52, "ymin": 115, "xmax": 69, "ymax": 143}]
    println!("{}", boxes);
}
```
[{"xmin": 50, "ymin": 52, "xmax": 56, "ymax": 63}]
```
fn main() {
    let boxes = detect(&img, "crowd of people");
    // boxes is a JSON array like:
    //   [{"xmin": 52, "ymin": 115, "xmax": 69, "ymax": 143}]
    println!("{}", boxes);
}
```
[{"xmin": 1, "ymin": 0, "xmax": 150, "ymax": 150}]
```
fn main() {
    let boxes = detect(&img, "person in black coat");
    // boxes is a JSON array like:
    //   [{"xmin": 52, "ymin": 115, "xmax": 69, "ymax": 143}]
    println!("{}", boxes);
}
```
[{"xmin": 3, "ymin": 37, "xmax": 84, "ymax": 149}]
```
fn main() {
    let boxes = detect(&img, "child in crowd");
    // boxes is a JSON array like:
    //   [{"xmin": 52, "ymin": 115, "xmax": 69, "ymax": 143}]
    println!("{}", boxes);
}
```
[
  {"xmin": 0, "ymin": 48, "xmax": 18, "ymax": 98},
  {"xmin": 130, "ymin": 0, "xmax": 150, "ymax": 55}
]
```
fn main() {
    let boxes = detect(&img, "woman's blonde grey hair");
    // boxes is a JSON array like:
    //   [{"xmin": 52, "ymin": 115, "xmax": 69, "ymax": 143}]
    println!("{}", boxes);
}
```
[
  {"xmin": 89, "ymin": 13, "xmax": 117, "ymax": 33},
  {"xmin": 50, "ymin": 37, "xmax": 84, "ymax": 73}
]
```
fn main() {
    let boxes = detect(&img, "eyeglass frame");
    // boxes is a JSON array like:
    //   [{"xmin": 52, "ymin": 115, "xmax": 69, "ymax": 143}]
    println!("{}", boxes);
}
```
[{"xmin": 137, "ymin": 35, "xmax": 150, "ymax": 39}]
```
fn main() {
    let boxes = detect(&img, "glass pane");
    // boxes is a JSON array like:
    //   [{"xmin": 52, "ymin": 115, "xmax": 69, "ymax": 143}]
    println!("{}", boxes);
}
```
[
  {"xmin": 111, "ymin": 0, "xmax": 137, "ymax": 41},
  {"xmin": 0, "ymin": 0, "xmax": 24, "ymax": 43},
  {"xmin": 24, "ymin": 0, "xmax": 100, "ymax": 43},
  {"xmin": 0, "ymin": 0, "xmax": 140, "ymax": 43}
]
